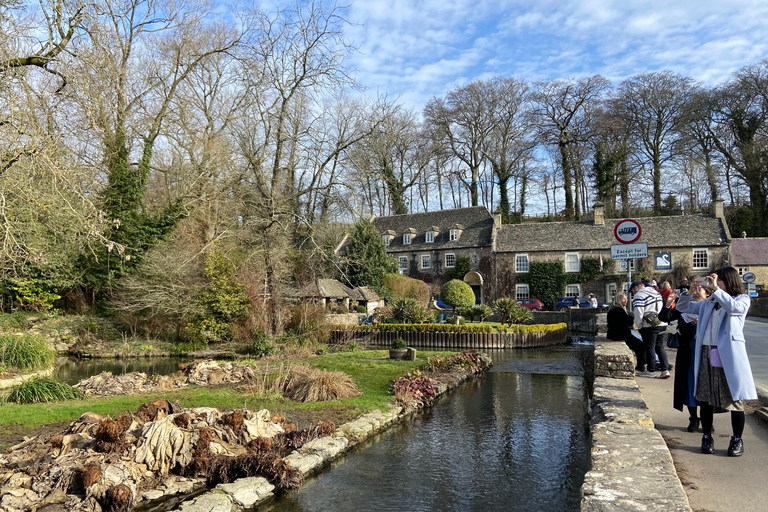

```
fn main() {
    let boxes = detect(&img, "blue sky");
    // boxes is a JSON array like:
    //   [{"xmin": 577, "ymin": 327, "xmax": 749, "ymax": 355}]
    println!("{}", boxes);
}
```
[{"xmin": 328, "ymin": 0, "xmax": 768, "ymax": 110}]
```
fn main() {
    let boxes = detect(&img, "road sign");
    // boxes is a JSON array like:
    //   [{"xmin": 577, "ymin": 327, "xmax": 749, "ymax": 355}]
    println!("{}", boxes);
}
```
[
  {"xmin": 611, "ymin": 243, "xmax": 648, "ymax": 260},
  {"xmin": 743, "ymin": 272, "xmax": 756, "ymax": 284},
  {"xmin": 614, "ymin": 219, "xmax": 642, "ymax": 244}
]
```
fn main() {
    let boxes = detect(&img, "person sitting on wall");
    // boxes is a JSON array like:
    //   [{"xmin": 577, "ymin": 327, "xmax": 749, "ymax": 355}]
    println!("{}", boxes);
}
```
[{"xmin": 607, "ymin": 292, "xmax": 646, "ymax": 372}]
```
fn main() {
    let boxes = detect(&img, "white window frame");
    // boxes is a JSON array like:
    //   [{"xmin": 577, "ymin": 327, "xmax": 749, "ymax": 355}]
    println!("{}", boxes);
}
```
[
  {"xmin": 426, "ymin": 231, "xmax": 434, "ymax": 243},
  {"xmin": 515, "ymin": 284, "xmax": 530, "ymax": 301},
  {"xmin": 565, "ymin": 284, "xmax": 581, "ymax": 297},
  {"xmin": 398, "ymin": 256, "xmax": 408, "ymax": 271},
  {"xmin": 382, "ymin": 235, "xmax": 390, "ymax": 247},
  {"xmin": 738, "ymin": 266, "xmax": 749, "ymax": 276},
  {"xmin": 515, "ymin": 253, "xmax": 529, "ymax": 273},
  {"xmin": 403, "ymin": 233, "xmax": 411, "ymax": 245},
  {"xmin": 565, "ymin": 252, "xmax": 580, "ymax": 273},
  {"xmin": 449, "ymin": 229, "xmax": 459, "ymax": 241},
  {"xmin": 445, "ymin": 253, "xmax": 456, "ymax": 268},
  {"xmin": 420, "ymin": 254, "xmax": 431, "ymax": 269},
  {"xmin": 607, "ymin": 283, "xmax": 618, "ymax": 303},
  {"xmin": 692, "ymin": 248, "xmax": 709, "ymax": 270}
]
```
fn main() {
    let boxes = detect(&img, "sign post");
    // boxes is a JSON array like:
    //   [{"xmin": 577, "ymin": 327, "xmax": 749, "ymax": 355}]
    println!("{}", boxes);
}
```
[{"xmin": 613, "ymin": 219, "xmax": 643, "ymax": 311}]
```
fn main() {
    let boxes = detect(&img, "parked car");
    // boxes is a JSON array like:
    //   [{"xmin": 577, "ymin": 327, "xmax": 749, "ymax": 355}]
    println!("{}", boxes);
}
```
[
  {"xmin": 517, "ymin": 299, "xmax": 545, "ymax": 311},
  {"xmin": 555, "ymin": 296, "xmax": 609, "ymax": 312},
  {"xmin": 435, "ymin": 298, "xmax": 454, "ymax": 310}
]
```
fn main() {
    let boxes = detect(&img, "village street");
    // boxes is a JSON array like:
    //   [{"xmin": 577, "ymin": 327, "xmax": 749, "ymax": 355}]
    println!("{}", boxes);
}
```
[{"xmin": 635, "ymin": 316, "xmax": 768, "ymax": 512}]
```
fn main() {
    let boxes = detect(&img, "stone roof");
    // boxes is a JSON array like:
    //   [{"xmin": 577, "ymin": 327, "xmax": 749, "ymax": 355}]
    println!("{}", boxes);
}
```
[
  {"xmin": 316, "ymin": 279, "xmax": 353, "ymax": 298},
  {"xmin": 495, "ymin": 214, "xmax": 729, "ymax": 252},
  {"xmin": 349, "ymin": 286, "xmax": 381, "ymax": 302},
  {"xmin": 731, "ymin": 238, "xmax": 768, "ymax": 265},
  {"xmin": 372, "ymin": 206, "xmax": 495, "ymax": 252}
]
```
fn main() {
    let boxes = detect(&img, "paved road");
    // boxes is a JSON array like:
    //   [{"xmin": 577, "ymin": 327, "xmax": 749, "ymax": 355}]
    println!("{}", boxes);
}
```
[{"xmin": 744, "ymin": 316, "xmax": 768, "ymax": 399}]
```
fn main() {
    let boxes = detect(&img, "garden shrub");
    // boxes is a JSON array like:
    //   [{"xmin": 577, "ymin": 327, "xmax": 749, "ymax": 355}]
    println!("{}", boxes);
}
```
[
  {"xmin": 492, "ymin": 298, "xmax": 533, "ymax": 326},
  {"xmin": 4, "ymin": 376, "xmax": 82, "ymax": 404},
  {"xmin": 383, "ymin": 274, "xmax": 430, "ymax": 307},
  {"xmin": 439, "ymin": 280, "xmax": 475, "ymax": 309},
  {"xmin": 391, "ymin": 298, "xmax": 430, "ymax": 324}
]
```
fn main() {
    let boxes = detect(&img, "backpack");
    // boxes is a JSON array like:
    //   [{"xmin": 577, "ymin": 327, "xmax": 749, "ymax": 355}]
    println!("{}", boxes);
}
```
[{"xmin": 643, "ymin": 311, "xmax": 662, "ymax": 326}]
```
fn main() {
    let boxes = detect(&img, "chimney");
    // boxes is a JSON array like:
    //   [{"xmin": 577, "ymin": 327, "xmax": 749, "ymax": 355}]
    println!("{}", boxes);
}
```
[
  {"xmin": 593, "ymin": 202, "xmax": 605, "ymax": 226},
  {"xmin": 713, "ymin": 197, "xmax": 725, "ymax": 219}
]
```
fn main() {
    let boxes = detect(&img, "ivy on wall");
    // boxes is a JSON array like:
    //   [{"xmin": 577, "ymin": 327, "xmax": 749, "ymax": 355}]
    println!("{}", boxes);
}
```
[{"xmin": 515, "ymin": 257, "xmax": 604, "ymax": 308}]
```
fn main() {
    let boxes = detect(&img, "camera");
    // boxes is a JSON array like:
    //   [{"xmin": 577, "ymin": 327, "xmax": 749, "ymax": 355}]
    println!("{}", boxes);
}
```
[{"xmin": 695, "ymin": 277, "xmax": 709, "ymax": 286}]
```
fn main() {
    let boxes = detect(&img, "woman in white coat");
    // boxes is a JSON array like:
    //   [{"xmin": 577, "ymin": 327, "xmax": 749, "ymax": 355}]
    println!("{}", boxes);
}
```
[{"xmin": 685, "ymin": 267, "xmax": 757, "ymax": 457}]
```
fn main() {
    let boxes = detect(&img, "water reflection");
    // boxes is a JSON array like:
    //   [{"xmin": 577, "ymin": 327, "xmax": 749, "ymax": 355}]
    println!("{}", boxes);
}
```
[
  {"xmin": 262, "ymin": 345, "xmax": 591, "ymax": 512},
  {"xmin": 53, "ymin": 357, "xmax": 190, "ymax": 385}
]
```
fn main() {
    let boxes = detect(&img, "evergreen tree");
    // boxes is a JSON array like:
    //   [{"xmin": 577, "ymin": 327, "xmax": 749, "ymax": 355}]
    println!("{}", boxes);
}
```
[{"xmin": 339, "ymin": 219, "xmax": 398, "ymax": 290}]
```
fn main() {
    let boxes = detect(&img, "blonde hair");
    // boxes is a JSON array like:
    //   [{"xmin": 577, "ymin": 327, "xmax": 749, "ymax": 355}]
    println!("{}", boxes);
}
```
[
  {"xmin": 610, "ymin": 292, "xmax": 627, "ymax": 310},
  {"xmin": 660, "ymin": 281, "xmax": 671, "ymax": 289}
]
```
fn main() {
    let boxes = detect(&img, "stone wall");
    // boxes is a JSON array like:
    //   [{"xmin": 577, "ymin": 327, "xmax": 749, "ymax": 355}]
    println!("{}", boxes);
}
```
[
  {"xmin": 582, "ymin": 340, "xmax": 691, "ymax": 511},
  {"xmin": 749, "ymin": 297, "xmax": 768, "ymax": 318}
]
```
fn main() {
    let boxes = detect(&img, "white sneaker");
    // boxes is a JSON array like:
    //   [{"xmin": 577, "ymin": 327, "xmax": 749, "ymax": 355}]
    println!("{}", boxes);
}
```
[
  {"xmin": 636, "ymin": 371, "xmax": 656, "ymax": 378},
  {"xmin": 657, "ymin": 370, "xmax": 671, "ymax": 379}
]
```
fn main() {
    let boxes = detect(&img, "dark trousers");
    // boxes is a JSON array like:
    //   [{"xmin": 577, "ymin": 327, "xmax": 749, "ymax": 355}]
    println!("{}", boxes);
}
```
[
  {"xmin": 624, "ymin": 336, "xmax": 646, "ymax": 371},
  {"xmin": 640, "ymin": 326, "xmax": 670, "ymax": 372}
]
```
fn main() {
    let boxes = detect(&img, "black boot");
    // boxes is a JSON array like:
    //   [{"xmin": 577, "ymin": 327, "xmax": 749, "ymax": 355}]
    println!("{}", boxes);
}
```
[
  {"xmin": 701, "ymin": 435, "xmax": 715, "ymax": 454},
  {"xmin": 728, "ymin": 436, "xmax": 744, "ymax": 457},
  {"xmin": 687, "ymin": 417, "xmax": 700, "ymax": 433}
]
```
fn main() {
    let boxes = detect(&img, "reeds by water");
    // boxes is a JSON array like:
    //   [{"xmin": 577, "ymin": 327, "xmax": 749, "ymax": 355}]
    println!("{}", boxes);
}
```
[
  {"xmin": 0, "ymin": 334, "xmax": 55, "ymax": 371},
  {"xmin": 3, "ymin": 376, "xmax": 83, "ymax": 404}
]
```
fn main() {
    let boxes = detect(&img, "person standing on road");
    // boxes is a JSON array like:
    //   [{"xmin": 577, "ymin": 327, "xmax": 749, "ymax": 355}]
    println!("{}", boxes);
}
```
[
  {"xmin": 631, "ymin": 281, "xmax": 671, "ymax": 378},
  {"xmin": 571, "ymin": 296, "xmax": 579, "ymax": 308},
  {"xmin": 660, "ymin": 286, "xmax": 710, "ymax": 432},
  {"xmin": 607, "ymin": 292, "xmax": 646, "ymax": 372},
  {"xmin": 588, "ymin": 293, "xmax": 598, "ymax": 308},
  {"xmin": 685, "ymin": 267, "xmax": 757, "ymax": 457}
]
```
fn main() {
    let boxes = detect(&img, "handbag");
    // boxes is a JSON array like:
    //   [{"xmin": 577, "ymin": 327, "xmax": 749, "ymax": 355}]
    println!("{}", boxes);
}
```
[
  {"xmin": 666, "ymin": 332, "xmax": 679, "ymax": 348},
  {"xmin": 710, "ymin": 347, "xmax": 723, "ymax": 367}
]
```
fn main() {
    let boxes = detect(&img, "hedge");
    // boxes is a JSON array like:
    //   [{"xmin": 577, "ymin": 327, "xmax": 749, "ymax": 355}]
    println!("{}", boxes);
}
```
[{"xmin": 330, "ymin": 322, "xmax": 568, "ymax": 335}]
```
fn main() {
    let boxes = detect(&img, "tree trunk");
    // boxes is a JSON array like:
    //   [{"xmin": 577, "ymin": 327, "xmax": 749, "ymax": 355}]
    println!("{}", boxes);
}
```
[{"xmin": 559, "ymin": 141, "xmax": 574, "ymax": 218}]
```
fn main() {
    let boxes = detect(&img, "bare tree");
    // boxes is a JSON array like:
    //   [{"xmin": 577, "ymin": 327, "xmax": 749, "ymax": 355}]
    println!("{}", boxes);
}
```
[
  {"xmin": 614, "ymin": 71, "xmax": 695, "ymax": 212},
  {"xmin": 531, "ymin": 76, "xmax": 610, "ymax": 219}
]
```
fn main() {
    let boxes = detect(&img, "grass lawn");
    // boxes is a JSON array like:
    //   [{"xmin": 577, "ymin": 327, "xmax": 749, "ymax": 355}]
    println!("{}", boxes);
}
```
[{"xmin": 0, "ymin": 349, "xmax": 454, "ymax": 450}]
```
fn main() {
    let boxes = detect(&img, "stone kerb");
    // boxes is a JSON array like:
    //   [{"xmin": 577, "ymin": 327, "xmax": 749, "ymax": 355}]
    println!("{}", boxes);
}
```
[{"xmin": 581, "ymin": 339, "xmax": 691, "ymax": 511}]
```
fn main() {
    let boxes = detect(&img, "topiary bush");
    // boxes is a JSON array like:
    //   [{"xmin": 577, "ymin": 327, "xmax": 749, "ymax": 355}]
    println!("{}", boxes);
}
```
[{"xmin": 440, "ymin": 280, "xmax": 475, "ymax": 310}]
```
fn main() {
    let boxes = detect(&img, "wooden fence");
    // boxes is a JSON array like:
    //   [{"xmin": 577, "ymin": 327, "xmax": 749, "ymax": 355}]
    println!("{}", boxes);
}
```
[{"xmin": 330, "ymin": 329, "xmax": 567, "ymax": 349}]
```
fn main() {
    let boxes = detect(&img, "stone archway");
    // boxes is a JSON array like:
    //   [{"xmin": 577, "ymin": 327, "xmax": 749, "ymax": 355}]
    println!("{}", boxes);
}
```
[{"xmin": 463, "ymin": 271, "xmax": 483, "ymax": 305}]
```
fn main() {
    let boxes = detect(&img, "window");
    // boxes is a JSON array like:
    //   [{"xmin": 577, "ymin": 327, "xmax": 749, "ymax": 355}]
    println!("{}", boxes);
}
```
[
  {"xmin": 607, "ymin": 283, "xmax": 618, "ymax": 303},
  {"xmin": 618, "ymin": 259, "xmax": 635, "ymax": 272},
  {"xmin": 403, "ymin": 233, "xmax": 411, "ymax": 245},
  {"xmin": 449, "ymin": 229, "xmax": 459, "ymax": 241},
  {"xmin": 692, "ymin": 249, "xmax": 708, "ymax": 269},
  {"xmin": 426, "ymin": 232, "xmax": 434, "ymax": 243},
  {"xmin": 565, "ymin": 252, "xmax": 580, "ymax": 272},
  {"xmin": 565, "ymin": 284, "xmax": 580, "ymax": 297},
  {"xmin": 420, "ymin": 255, "xmax": 431, "ymax": 269},
  {"xmin": 398, "ymin": 256, "xmax": 408, "ymax": 271},
  {"xmin": 738, "ymin": 266, "xmax": 749, "ymax": 276},
  {"xmin": 445, "ymin": 253, "xmax": 456, "ymax": 268},
  {"xmin": 515, "ymin": 254, "xmax": 529, "ymax": 273},
  {"xmin": 515, "ymin": 284, "xmax": 530, "ymax": 301},
  {"xmin": 382, "ymin": 235, "xmax": 390, "ymax": 246}
]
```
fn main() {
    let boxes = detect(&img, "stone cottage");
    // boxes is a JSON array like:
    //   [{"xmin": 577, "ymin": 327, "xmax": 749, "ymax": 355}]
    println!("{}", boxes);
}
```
[{"xmin": 729, "ymin": 237, "xmax": 768, "ymax": 290}]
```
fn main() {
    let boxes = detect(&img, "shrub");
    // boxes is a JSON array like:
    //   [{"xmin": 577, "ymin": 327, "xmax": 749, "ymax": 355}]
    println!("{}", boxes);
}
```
[
  {"xmin": 4, "ymin": 376, "xmax": 83, "ymax": 404},
  {"xmin": 354, "ymin": 305, "xmax": 367, "ymax": 314},
  {"xmin": 286, "ymin": 302, "xmax": 328, "ymax": 339},
  {"xmin": 7, "ymin": 278, "xmax": 60, "ymax": 313},
  {"xmin": 383, "ymin": 274, "xmax": 430, "ymax": 307},
  {"xmin": 373, "ymin": 305, "xmax": 394, "ymax": 323},
  {"xmin": 283, "ymin": 365, "xmax": 362, "ymax": 402},
  {"xmin": 439, "ymin": 280, "xmax": 475, "ymax": 310},
  {"xmin": 473, "ymin": 305, "xmax": 493, "ymax": 322},
  {"xmin": 391, "ymin": 338, "xmax": 407, "ymax": 349},
  {"xmin": 492, "ymin": 298, "xmax": 533, "ymax": 326},
  {"xmin": 391, "ymin": 298, "xmax": 430, "ymax": 324},
  {"xmin": 390, "ymin": 369, "xmax": 438, "ymax": 408},
  {"xmin": 251, "ymin": 328, "xmax": 276, "ymax": 358},
  {"xmin": 0, "ymin": 335, "xmax": 55, "ymax": 371},
  {"xmin": 456, "ymin": 306, "xmax": 474, "ymax": 320}
]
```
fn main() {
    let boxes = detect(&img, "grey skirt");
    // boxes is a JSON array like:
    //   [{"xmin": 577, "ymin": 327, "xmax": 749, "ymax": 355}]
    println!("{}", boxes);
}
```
[{"xmin": 695, "ymin": 345, "xmax": 744, "ymax": 412}]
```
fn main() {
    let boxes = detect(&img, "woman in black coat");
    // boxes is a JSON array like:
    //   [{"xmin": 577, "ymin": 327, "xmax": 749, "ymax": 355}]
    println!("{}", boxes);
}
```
[
  {"xmin": 607, "ymin": 292, "xmax": 646, "ymax": 372},
  {"xmin": 659, "ymin": 287, "xmax": 709, "ymax": 432}
]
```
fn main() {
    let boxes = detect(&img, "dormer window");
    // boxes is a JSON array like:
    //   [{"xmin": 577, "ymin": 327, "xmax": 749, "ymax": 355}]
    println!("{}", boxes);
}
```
[
  {"xmin": 381, "ymin": 230, "xmax": 396, "ymax": 247},
  {"xmin": 403, "ymin": 233, "xmax": 411, "ymax": 245},
  {"xmin": 426, "ymin": 226, "xmax": 439, "ymax": 243},
  {"xmin": 449, "ymin": 223, "xmax": 463, "ymax": 241},
  {"xmin": 382, "ymin": 235, "xmax": 390, "ymax": 246}
]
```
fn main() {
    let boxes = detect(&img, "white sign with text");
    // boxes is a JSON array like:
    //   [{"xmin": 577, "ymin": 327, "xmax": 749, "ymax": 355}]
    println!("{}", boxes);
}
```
[{"xmin": 611, "ymin": 243, "xmax": 648, "ymax": 260}]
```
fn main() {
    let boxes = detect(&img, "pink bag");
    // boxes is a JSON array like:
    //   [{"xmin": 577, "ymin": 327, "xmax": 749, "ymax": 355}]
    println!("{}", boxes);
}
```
[{"xmin": 710, "ymin": 347, "xmax": 723, "ymax": 368}]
